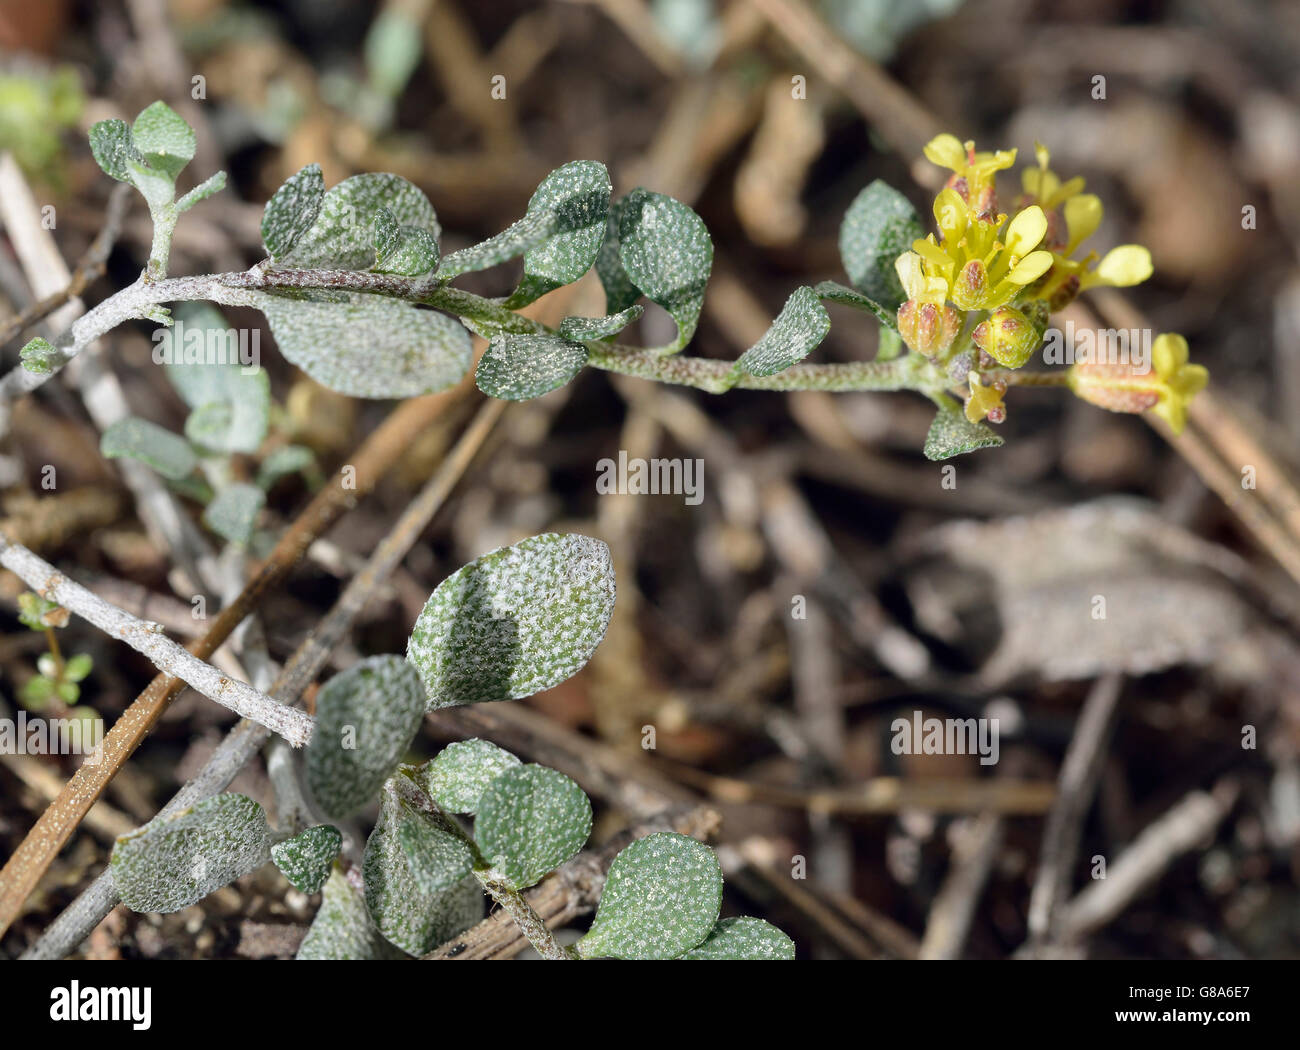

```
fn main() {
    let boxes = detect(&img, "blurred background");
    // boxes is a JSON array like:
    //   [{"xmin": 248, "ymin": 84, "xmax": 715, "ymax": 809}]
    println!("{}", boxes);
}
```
[{"xmin": 1, "ymin": 0, "xmax": 1299, "ymax": 959}]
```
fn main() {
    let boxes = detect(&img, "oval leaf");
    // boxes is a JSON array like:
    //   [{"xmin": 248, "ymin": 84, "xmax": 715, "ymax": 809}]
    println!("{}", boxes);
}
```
[
  {"xmin": 111, "ymin": 794, "xmax": 271, "ymax": 914},
  {"xmin": 475, "ymin": 333, "xmax": 587, "ymax": 401},
  {"xmin": 735, "ymin": 286, "xmax": 830, "ymax": 378},
  {"xmin": 131, "ymin": 101, "xmax": 195, "ymax": 181},
  {"xmin": 616, "ymin": 188, "xmax": 713, "ymax": 354},
  {"xmin": 201, "ymin": 482, "xmax": 265, "ymax": 546},
  {"xmin": 576, "ymin": 832, "xmax": 722, "ymax": 960},
  {"xmin": 297, "ymin": 868, "xmax": 406, "ymax": 960},
  {"xmin": 255, "ymin": 291, "xmax": 471, "ymax": 399},
  {"xmin": 306, "ymin": 655, "xmax": 426, "ymax": 820},
  {"xmin": 262, "ymin": 163, "xmax": 325, "ymax": 260},
  {"xmin": 679, "ymin": 917, "xmax": 796, "ymax": 960},
  {"xmin": 924, "ymin": 397, "xmax": 1004, "ymax": 461},
  {"xmin": 101, "ymin": 417, "xmax": 196, "ymax": 481},
  {"xmin": 557, "ymin": 305, "xmax": 644, "ymax": 342},
  {"xmin": 839, "ymin": 179, "xmax": 923, "ymax": 311},
  {"xmin": 271, "ymin": 824, "xmax": 342, "ymax": 894},
  {"xmin": 419, "ymin": 739, "xmax": 521, "ymax": 815},
  {"xmin": 406, "ymin": 533, "xmax": 616, "ymax": 710},
  {"xmin": 362, "ymin": 783, "xmax": 483, "ymax": 954},
  {"xmin": 474, "ymin": 764, "xmax": 592, "ymax": 889}
]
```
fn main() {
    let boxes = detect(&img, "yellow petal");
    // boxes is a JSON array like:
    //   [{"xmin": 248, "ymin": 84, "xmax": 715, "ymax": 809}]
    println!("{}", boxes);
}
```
[
  {"xmin": 1150, "ymin": 394, "xmax": 1189, "ymax": 435},
  {"xmin": 924, "ymin": 134, "xmax": 967, "ymax": 173},
  {"xmin": 1152, "ymin": 333, "xmax": 1189, "ymax": 378},
  {"xmin": 912, "ymin": 236, "xmax": 953, "ymax": 273},
  {"xmin": 1034, "ymin": 141, "xmax": 1051, "ymax": 170},
  {"xmin": 1174, "ymin": 363, "xmax": 1209, "ymax": 399},
  {"xmin": 1095, "ymin": 245, "xmax": 1153, "ymax": 287},
  {"xmin": 933, "ymin": 188, "xmax": 967, "ymax": 242},
  {"xmin": 1053, "ymin": 175, "xmax": 1086, "ymax": 203},
  {"xmin": 894, "ymin": 251, "xmax": 925, "ymax": 301},
  {"xmin": 1005, "ymin": 206, "xmax": 1047, "ymax": 257},
  {"xmin": 1064, "ymin": 194, "xmax": 1102, "ymax": 250},
  {"xmin": 1007, "ymin": 249, "xmax": 1054, "ymax": 285}
]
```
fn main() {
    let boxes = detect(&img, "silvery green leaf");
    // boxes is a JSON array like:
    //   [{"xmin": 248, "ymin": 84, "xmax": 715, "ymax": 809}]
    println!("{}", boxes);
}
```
[
  {"xmin": 678, "ymin": 916, "xmax": 796, "ymax": 960},
  {"xmin": 475, "ymin": 333, "xmax": 587, "ymax": 401},
  {"xmin": 596, "ymin": 196, "xmax": 641, "ymax": 314},
  {"xmin": 924, "ymin": 397, "xmax": 1004, "ymax": 461},
  {"xmin": 576, "ymin": 832, "xmax": 722, "ymax": 960},
  {"xmin": 254, "ymin": 290, "xmax": 471, "ymax": 399},
  {"xmin": 19, "ymin": 336, "xmax": 60, "ymax": 375},
  {"xmin": 814, "ymin": 279, "xmax": 898, "ymax": 332},
  {"xmin": 436, "ymin": 209, "xmax": 552, "ymax": 280},
  {"xmin": 503, "ymin": 160, "xmax": 612, "ymax": 307},
  {"xmin": 175, "ymin": 170, "xmax": 226, "ymax": 213},
  {"xmin": 371, "ymin": 207, "xmax": 400, "ymax": 261},
  {"xmin": 88, "ymin": 119, "xmax": 138, "ymax": 183},
  {"xmin": 365, "ymin": 7, "xmax": 424, "ymax": 99},
  {"xmin": 474, "ymin": 764, "xmax": 591, "ymax": 889},
  {"xmin": 280, "ymin": 172, "xmax": 439, "ymax": 271},
  {"xmin": 297, "ymin": 868, "xmax": 406, "ymax": 960},
  {"xmin": 418, "ymin": 739, "xmax": 521, "ymax": 815},
  {"xmin": 111, "ymin": 793, "xmax": 271, "ymax": 914},
  {"xmin": 131, "ymin": 101, "xmax": 196, "ymax": 181},
  {"xmin": 839, "ymin": 179, "xmax": 922, "ymax": 311},
  {"xmin": 615, "ymin": 188, "xmax": 713, "ymax": 353},
  {"xmin": 256, "ymin": 445, "xmax": 317, "ymax": 490},
  {"xmin": 271, "ymin": 824, "xmax": 342, "ymax": 894},
  {"xmin": 202, "ymin": 482, "xmax": 265, "ymax": 546},
  {"xmin": 362, "ymin": 783, "xmax": 483, "ymax": 954},
  {"xmin": 557, "ymin": 305, "xmax": 643, "ymax": 342},
  {"xmin": 406, "ymin": 533, "xmax": 616, "ymax": 710},
  {"xmin": 735, "ymin": 286, "xmax": 830, "ymax": 377},
  {"xmin": 101, "ymin": 417, "xmax": 196, "ymax": 481},
  {"xmin": 373, "ymin": 225, "xmax": 439, "ymax": 276},
  {"xmin": 262, "ymin": 163, "xmax": 325, "ymax": 260},
  {"xmin": 306, "ymin": 655, "xmax": 426, "ymax": 820},
  {"xmin": 394, "ymin": 800, "xmax": 475, "ymax": 896}
]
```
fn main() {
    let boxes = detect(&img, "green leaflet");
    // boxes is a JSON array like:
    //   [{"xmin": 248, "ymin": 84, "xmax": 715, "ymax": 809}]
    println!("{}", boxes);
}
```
[
  {"xmin": 176, "ymin": 171, "xmax": 226, "ymax": 213},
  {"xmin": 306, "ymin": 655, "xmax": 427, "ymax": 820},
  {"xmin": 502, "ymin": 160, "xmax": 612, "ymax": 307},
  {"xmin": 418, "ymin": 739, "xmax": 521, "ymax": 815},
  {"xmin": 100, "ymin": 417, "xmax": 196, "ymax": 481},
  {"xmin": 256, "ymin": 445, "xmax": 318, "ymax": 490},
  {"xmin": 297, "ymin": 868, "xmax": 406, "ymax": 960},
  {"xmin": 475, "ymin": 333, "xmax": 588, "ymax": 401},
  {"xmin": 253, "ymin": 290, "xmax": 471, "ymax": 399},
  {"xmin": 394, "ymin": 801, "xmax": 475, "ymax": 897},
  {"xmin": 614, "ymin": 188, "xmax": 713, "ymax": 354},
  {"xmin": 557, "ymin": 305, "xmax": 644, "ymax": 342},
  {"xmin": 679, "ymin": 917, "xmax": 796, "ymax": 960},
  {"xmin": 595, "ymin": 197, "xmax": 640, "ymax": 314},
  {"xmin": 19, "ymin": 336, "xmax": 60, "ymax": 375},
  {"xmin": 201, "ymin": 482, "xmax": 265, "ymax": 546},
  {"xmin": 436, "ymin": 209, "xmax": 552, "ymax": 280},
  {"xmin": 271, "ymin": 824, "xmax": 342, "ymax": 894},
  {"xmin": 576, "ymin": 832, "xmax": 722, "ymax": 960},
  {"xmin": 362, "ymin": 782, "xmax": 483, "ymax": 955},
  {"xmin": 734, "ymin": 286, "xmax": 831, "ymax": 378},
  {"xmin": 474, "ymin": 764, "xmax": 592, "ymax": 889},
  {"xmin": 164, "ymin": 302, "xmax": 270, "ymax": 454},
  {"xmin": 111, "ymin": 794, "xmax": 271, "ymax": 914},
  {"xmin": 130, "ymin": 101, "xmax": 195, "ymax": 181},
  {"xmin": 371, "ymin": 207, "xmax": 439, "ymax": 275},
  {"xmin": 279, "ymin": 172, "xmax": 440, "ymax": 271},
  {"xmin": 814, "ymin": 279, "xmax": 899, "ymax": 332},
  {"xmin": 838, "ymin": 179, "xmax": 923, "ymax": 311},
  {"xmin": 924, "ymin": 395, "xmax": 1004, "ymax": 461},
  {"xmin": 88, "ymin": 119, "xmax": 139, "ymax": 184},
  {"xmin": 406, "ymin": 533, "xmax": 616, "ymax": 710},
  {"xmin": 262, "ymin": 163, "xmax": 325, "ymax": 260}
]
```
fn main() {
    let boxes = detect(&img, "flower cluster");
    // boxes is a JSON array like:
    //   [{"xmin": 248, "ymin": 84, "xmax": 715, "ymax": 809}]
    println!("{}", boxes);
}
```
[{"xmin": 893, "ymin": 135, "xmax": 1206, "ymax": 434}]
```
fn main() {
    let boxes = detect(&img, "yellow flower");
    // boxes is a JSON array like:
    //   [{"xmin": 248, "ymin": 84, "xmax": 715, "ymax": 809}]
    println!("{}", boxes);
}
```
[
  {"xmin": 1067, "ymin": 332, "xmax": 1208, "ymax": 434},
  {"xmin": 924, "ymin": 134, "xmax": 1016, "ymax": 219},
  {"xmin": 965, "ymin": 373, "xmax": 1007, "ymax": 424},
  {"xmin": 920, "ymin": 204, "xmax": 1054, "ymax": 312}
]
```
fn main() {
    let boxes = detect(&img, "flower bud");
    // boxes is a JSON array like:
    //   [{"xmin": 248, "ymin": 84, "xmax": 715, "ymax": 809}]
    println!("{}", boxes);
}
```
[
  {"xmin": 897, "ymin": 300, "xmax": 961, "ymax": 356},
  {"xmin": 1067, "ymin": 361, "xmax": 1161, "ymax": 415},
  {"xmin": 952, "ymin": 260, "xmax": 989, "ymax": 311},
  {"xmin": 972, "ymin": 306, "xmax": 1039, "ymax": 368}
]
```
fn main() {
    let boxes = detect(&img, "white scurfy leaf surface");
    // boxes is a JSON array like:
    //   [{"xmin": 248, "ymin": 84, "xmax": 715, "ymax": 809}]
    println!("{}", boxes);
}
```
[
  {"xmin": 419, "ymin": 738, "xmax": 521, "ymax": 815},
  {"xmin": 271, "ymin": 824, "xmax": 342, "ymax": 894},
  {"xmin": 679, "ymin": 916, "xmax": 796, "ymax": 960},
  {"xmin": 201, "ymin": 482, "xmax": 265, "ymax": 546},
  {"xmin": 576, "ymin": 832, "xmax": 722, "ymax": 959},
  {"xmin": 406, "ymin": 533, "xmax": 616, "ymax": 710},
  {"xmin": 306, "ymin": 655, "xmax": 426, "ymax": 820},
  {"xmin": 297, "ymin": 868, "xmax": 406, "ymax": 960},
  {"xmin": 735, "ymin": 285, "xmax": 831, "ymax": 378},
  {"xmin": 475, "ymin": 333, "xmax": 587, "ymax": 401},
  {"xmin": 101, "ymin": 417, "xmax": 196, "ymax": 481},
  {"xmin": 111, "ymin": 794, "xmax": 271, "ymax": 914},
  {"xmin": 473, "ymin": 764, "xmax": 591, "ymax": 889}
]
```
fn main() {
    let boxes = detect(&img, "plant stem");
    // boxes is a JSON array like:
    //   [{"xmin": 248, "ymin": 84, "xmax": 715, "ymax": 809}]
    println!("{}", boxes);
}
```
[{"xmin": 473, "ymin": 869, "xmax": 579, "ymax": 960}]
